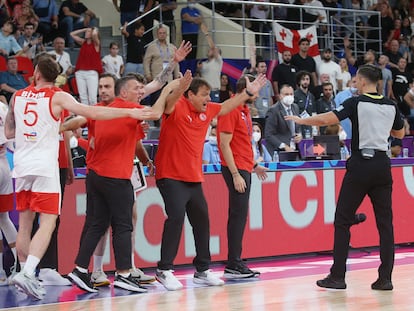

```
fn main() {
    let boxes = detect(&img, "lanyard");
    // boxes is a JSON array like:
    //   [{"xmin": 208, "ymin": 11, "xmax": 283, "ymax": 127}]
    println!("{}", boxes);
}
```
[
  {"xmin": 156, "ymin": 41, "xmax": 170, "ymax": 61},
  {"xmin": 304, "ymin": 93, "xmax": 310, "ymax": 110}
]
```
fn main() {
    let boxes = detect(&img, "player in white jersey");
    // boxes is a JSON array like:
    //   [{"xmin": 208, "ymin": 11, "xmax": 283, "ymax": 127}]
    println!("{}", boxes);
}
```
[
  {"xmin": 4, "ymin": 55, "xmax": 159, "ymax": 300},
  {"xmin": 0, "ymin": 101, "xmax": 18, "ymax": 285}
]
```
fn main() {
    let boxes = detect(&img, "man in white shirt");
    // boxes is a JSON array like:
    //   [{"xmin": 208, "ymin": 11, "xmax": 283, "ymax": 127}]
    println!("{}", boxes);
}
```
[
  {"xmin": 48, "ymin": 37, "xmax": 73, "ymax": 76},
  {"xmin": 317, "ymin": 48, "xmax": 342, "ymax": 93}
]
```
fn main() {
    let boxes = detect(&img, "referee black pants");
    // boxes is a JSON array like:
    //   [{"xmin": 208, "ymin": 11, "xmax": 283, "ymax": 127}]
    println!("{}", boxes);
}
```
[
  {"xmin": 221, "ymin": 166, "xmax": 252, "ymax": 266},
  {"xmin": 330, "ymin": 152, "xmax": 394, "ymax": 281},
  {"xmin": 156, "ymin": 178, "xmax": 211, "ymax": 272},
  {"xmin": 75, "ymin": 170, "xmax": 134, "ymax": 271}
]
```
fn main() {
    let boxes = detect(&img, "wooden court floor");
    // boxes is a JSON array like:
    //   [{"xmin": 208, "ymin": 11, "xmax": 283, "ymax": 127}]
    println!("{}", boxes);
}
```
[{"xmin": 4, "ymin": 248, "xmax": 414, "ymax": 311}]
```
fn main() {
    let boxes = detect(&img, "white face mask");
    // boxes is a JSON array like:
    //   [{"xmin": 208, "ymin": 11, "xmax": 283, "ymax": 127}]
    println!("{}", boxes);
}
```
[
  {"xmin": 350, "ymin": 87, "xmax": 358, "ymax": 94},
  {"xmin": 209, "ymin": 136, "xmax": 217, "ymax": 145},
  {"xmin": 339, "ymin": 130, "xmax": 347, "ymax": 141},
  {"xmin": 69, "ymin": 136, "xmax": 78, "ymax": 149},
  {"xmin": 252, "ymin": 132, "xmax": 261, "ymax": 142},
  {"xmin": 281, "ymin": 95, "xmax": 294, "ymax": 106},
  {"xmin": 188, "ymin": 2, "xmax": 196, "ymax": 8}
]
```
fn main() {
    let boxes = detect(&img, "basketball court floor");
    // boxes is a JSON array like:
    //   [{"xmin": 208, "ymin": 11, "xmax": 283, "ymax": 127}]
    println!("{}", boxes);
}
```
[{"xmin": 2, "ymin": 246, "xmax": 414, "ymax": 310}]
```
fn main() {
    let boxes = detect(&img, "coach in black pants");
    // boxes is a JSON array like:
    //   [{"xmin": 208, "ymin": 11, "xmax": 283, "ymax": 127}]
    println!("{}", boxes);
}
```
[{"xmin": 285, "ymin": 64, "xmax": 405, "ymax": 290}]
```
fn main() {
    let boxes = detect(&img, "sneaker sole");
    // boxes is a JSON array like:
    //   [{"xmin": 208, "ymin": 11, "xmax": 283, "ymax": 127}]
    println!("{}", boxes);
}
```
[
  {"xmin": 138, "ymin": 278, "xmax": 156, "ymax": 284},
  {"xmin": 11, "ymin": 278, "xmax": 45, "ymax": 300},
  {"xmin": 316, "ymin": 281, "xmax": 347, "ymax": 290},
  {"xmin": 223, "ymin": 272, "xmax": 256, "ymax": 279},
  {"xmin": 113, "ymin": 280, "xmax": 147, "ymax": 292},
  {"xmin": 193, "ymin": 278, "xmax": 224, "ymax": 286},
  {"xmin": 68, "ymin": 273, "xmax": 98, "ymax": 293},
  {"xmin": 93, "ymin": 280, "xmax": 111, "ymax": 287},
  {"xmin": 155, "ymin": 275, "xmax": 183, "ymax": 291}
]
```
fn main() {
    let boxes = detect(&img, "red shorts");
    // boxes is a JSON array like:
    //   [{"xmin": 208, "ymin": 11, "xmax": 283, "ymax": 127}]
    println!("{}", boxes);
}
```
[{"xmin": 15, "ymin": 173, "xmax": 61, "ymax": 215}]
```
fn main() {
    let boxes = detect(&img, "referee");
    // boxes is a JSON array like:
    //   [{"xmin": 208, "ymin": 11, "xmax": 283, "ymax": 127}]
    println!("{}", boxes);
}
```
[{"xmin": 285, "ymin": 64, "xmax": 405, "ymax": 290}]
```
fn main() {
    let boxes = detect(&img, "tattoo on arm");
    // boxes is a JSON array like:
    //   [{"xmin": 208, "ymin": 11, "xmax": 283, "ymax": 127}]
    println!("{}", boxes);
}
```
[{"xmin": 154, "ymin": 60, "xmax": 175, "ymax": 86}]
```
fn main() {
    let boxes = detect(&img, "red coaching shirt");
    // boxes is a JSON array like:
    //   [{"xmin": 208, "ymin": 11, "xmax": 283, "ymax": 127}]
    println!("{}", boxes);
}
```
[
  {"xmin": 217, "ymin": 104, "xmax": 254, "ymax": 172},
  {"xmin": 87, "ymin": 98, "xmax": 145, "ymax": 179},
  {"xmin": 155, "ymin": 95, "xmax": 221, "ymax": 182}
]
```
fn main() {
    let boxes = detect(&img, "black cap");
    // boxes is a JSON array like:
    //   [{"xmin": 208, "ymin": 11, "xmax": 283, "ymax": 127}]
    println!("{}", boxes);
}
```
[{"xmin": 323, "ymin": 47, "xmax": 332, "ymax": 53}]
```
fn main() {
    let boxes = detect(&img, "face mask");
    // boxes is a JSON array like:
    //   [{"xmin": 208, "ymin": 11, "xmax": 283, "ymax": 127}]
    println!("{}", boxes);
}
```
[
  {"xmin": 281, "ymin": 95, "xmax": 294, "ymax": 106},
  {"xmin": 350, "ymin": 87, "xmax": 357, "ymax": 94},
  {"xmin": 188, "ymin": 3, "xmax": 196, "ymax": 8},
  {"xmin": 209, "ymin": 136, "xmax": 217, "ymax": 145},
  {"xmin": 339, "ymin": 130, "xmax": 347, "ymax": 141},
  {"xmin": 69, "ymin": 136, "xmax": 78, "ymax": 149},
  {"xmin": 252, "ymin": 132, "xmax": 261, "ymax": 142}
]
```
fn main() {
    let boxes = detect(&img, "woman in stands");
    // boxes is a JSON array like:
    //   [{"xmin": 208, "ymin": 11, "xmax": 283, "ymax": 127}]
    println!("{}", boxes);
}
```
[
  {"xmin": 70, "ymin": 27, "xmax": 102, "ymax": 105},
  {"xmin": 252, "ymin": 122, "xmax": 271, "ymax": 163}
]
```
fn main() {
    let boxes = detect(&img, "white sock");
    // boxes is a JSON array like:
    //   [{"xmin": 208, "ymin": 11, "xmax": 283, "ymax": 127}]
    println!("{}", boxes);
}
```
[
  {"xmin": 23, "ymin": 255, "xmax": 40, "ymax": 276},
  {"xmin": 20, "ymin": 262, "xmax": 25, "ymax": 271},
  {"xmin": 131, "ymin": 253, "xmax": 136, "ymax": 270},
  {"xmin": 93, "ymin": 255, "xmax": 103, "ymax": 272}
]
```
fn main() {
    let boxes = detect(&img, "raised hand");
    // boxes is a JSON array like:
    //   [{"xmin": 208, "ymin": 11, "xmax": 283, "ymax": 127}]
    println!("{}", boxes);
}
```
[
  {"xmin": 246, "ymin": 73, "xmax": 267, "ymax": 95},
  {"xmin": 177, "ymin": 69, "xmax": 193, "ymax": 93},
  {"xmin": 173, "ymin": 41, "xmax": 192, "ymax": 63}
]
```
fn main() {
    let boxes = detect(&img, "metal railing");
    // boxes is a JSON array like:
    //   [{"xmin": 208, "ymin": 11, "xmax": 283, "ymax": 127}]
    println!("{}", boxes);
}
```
[{"xmin": 121, "ymin": 0, "xmax": 381, "ymax": 61}]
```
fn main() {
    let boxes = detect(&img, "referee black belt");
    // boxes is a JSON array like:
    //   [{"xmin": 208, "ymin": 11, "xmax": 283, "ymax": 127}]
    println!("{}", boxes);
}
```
[{"xmin": 356, "ymin": 148, "xmax": 386, "ymax": 160}]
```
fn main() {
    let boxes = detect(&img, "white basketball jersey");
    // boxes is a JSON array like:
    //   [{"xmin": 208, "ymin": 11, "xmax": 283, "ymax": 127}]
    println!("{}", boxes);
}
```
[{"xmin": 12, "ymin": 86, "xmax": 60, "ymax": 178}]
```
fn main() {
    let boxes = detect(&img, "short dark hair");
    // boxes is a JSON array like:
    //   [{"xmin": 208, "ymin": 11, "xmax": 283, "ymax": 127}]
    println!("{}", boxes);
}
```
[
  {"xmin": 298, "ymin": 37, "xmax": 310, "ymax": 45},
  {"xmin": 109, "ymin": 41, "xmax": 119, "ymax": 49},
  {"xmin": 134, "ymin": 22, "xmax": 144, "ymax": 30},
  {"xmin": 357, "ymin": 64, "xmax": 382, "ymax": 83},
  {"xmin": 24, "ymin": 22, "xmax": 35, "ymax": 29},
  {"xmin": 125, "ymin": 72, "xmax": 146, "ymax": 84},
  {"xmin": 36, "ymin": 57, "xmax": 60, "ymax": 82},
  {"xmin": 184, "ymin": 78, "xmax": 211, "ymax": 98},
  {"xmin": 115, "ymin": 75, "xmax": 140, "ymax": 96},
  {"xmin": 100, "ymin": 73, "xmax": 117, "ymax": 86}
]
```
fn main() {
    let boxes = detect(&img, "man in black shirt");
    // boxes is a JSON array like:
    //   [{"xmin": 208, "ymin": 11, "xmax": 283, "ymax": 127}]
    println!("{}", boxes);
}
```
[
  {"xmin": 286, "ymin": 64, "xmax": 405, "ymax": 291},
  {"xmin": 291, "ymin": 37, "xmax": 318, "ymax": 87},
  {"xmin": 272, "ymin": 50, "xmax": 297, "ymax": 101},
  {"xmin": 122, "ymin": 22, "xmax": 146, "ymax": 76}
]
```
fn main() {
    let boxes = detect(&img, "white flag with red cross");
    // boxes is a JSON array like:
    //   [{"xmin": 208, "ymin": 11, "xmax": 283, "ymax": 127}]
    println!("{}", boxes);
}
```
[{"xmin": 273, "ymin": 22, "xmax": 321, "ymax": 64}]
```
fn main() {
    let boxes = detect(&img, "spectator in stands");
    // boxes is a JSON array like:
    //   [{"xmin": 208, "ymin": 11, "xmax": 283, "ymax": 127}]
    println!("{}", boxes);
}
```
[
  {"xmin": 385, "ymin": 39, "xmax": 403, "ymax": 69},
  {"xmin": 0, "ymin": 56, "xmax": 28, "ymax": 102},
  {"xmin": 389, "ymin": 137, "xmax": 403, "ymax": 158},
  {"xmin": 48, "ymin": 37, "xmax": 73, "ymax": 77},
  {"xmin": 338, "ymin": 58, "xmax": 351, "ymax": 91},
  {"xmin": 390, "ymin": 56, "xmax": 412, "ymax": 116},
  {"xmin": 12, "ymin": 0, "xmax": 39, "ymax": 36},
  {"xmin": 121, "ymin": 21, "xmax": 146, "ymax": 76},
  {"xmin": 102, "ymin": 42, "xmax": 124, "ymax": 78},
  {"xmin": 312, "ymin": 72, "xmax": 330, "ymax": 100},
  {"xmin": 112, "ymin": 0, "xmax": 140, "ymax": 26},
  {"xmin": 253, "ymin": 58, "xmax": 274, "ymax": 126},
  {"xmin": 294, "ymin": 70, "xmax": 316, "ymax": 137},
  {"xmin": 367, "ymin": 2, "xmax": 395, "ymax": 52},
  {"xmin": 202, "ymin": 125, "xmax": 221, "ymax": 165},
  {"xmin": 144, "ymin": 24, "xmax": 180, "ymax": 108},
  {"xmin": 249, "ymin": 0, "xmax": 270, "ymax": 45},
  {"xmin": 197, "ymin": 23, "xmax": 223, "ymax": 103},
  {"xmin": 291, "ymin": 37, "xmax": 318, "ymax": 87},
  {"xmin": 401, "ymin": 17, "xmax": 411, "ymax": 37},
  {"xmin": 71, "ymin": 27, "xmax": 102, "ymax": 105},
  {"xmin": 181, "ymin": 0, "xmax": 202, "ymax": 59},
  {"xmin": 59, "ymin": 0, "xmax": 97, "ymax": 48},
  {"xmin": 273, "ymin": 0, "xmax": 289, "ymax": 20},
  {"xmin": 219, "ymin": 73, "xmax": 234, "ymax": 102},
  {"xmin": 0, "ymin": 1, "xmax": 10, "ymax": 27},
  {"xmin": 252, "ymin": 121, "xmax": 271, "ymax": 163},
  {"xmin": 272, "ymin": 50, "xmax": 297, "ymax": 101},
  {"xmin": 0, "ymin": 20, "xmax": 23, "ymax": 57},
  {"xmin": 158, "ymin": 0, "xmax": 177, "ymax": 44},
  {"xmin": 285, "ymin": 0, "xmax": 318, "ymax": 30},
  {"xmin": 317, "ymin": 47, "xmax": 342, "ymax": 93},
  {"xmin": 17, "ymin": 22, "xmax": 45, "ymax": 60},
  {"xmin": 33, "ymin": 0, "xmax": 59, "ymax": 44},
  {"xmin": 316, "ymin": 82, "xmax": 336, "ymax": 134},
  {"xmin": 264, "ymin": 84, "xmax": 302, "ymax": 155},
  {"xmin": 334, "ymin": 75, "xmax": 358, "ymax": 138},
  {"xmin": 378, "ymin": 54, "xmax": 393, "ymax": 97}
]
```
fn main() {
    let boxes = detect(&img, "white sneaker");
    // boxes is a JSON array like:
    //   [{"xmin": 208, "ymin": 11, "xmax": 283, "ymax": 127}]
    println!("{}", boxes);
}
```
[
  {"xmin": 38, "ymin": 268, "xmax": 72, "ymax": 286},
  {"xmin": 91, "ymin": 270, "xmax": 110, "ymax": 287},
  {"xmin": 130, "ymin": 268, "xmax": 155, "ymax": 284},
  {"xmin": 0, "ymin": 269, "xmax": 7, "ymax": 286},
  {"xmin": 10, "ymin": 271, "xmax": 46, "ymax": 300},
  {"xmin": 155, "ymin": 269, "xmax": 183, "ymax": 291},
  {"xmin": 194, "ymin": 269, "xmax": 224, "ymax": 286}
]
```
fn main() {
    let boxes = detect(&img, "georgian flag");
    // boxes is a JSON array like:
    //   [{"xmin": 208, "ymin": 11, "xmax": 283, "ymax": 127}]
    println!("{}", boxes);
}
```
[{"xmin": 273, "ymin": 22, "xmax": 321, "ymax": 64}]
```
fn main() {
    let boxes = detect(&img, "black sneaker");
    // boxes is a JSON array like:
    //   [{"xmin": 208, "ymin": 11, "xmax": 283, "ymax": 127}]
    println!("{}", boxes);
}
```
[
  {"xmin": 223, "ymin": 262, "xmax": 260, "ymax": 279},
  {"xmin": 68, "ymin": 268, "xmax": 98, "ymax": 293},
  {"xmin": 113, "ymin": 274, "xmax": 147, "ymax": 293},
  {"xmin": 316, "ymin": 274, "xmax": 346, "ymax": 289},
  {"xmin": 371, "ymin": 278, "xmax": 393, "ymax": 290}
]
